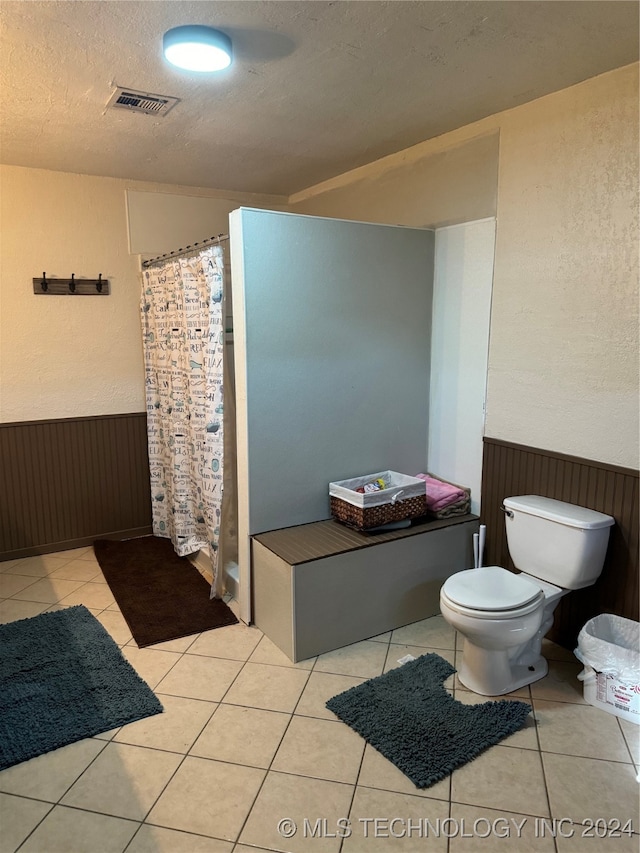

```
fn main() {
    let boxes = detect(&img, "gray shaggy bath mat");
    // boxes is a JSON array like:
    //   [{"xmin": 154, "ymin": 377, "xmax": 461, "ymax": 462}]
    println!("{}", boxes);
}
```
[
  {"xmin": 326, "ymin": 653, "xmax": 531, "ymax": 788},
  {"xmin": 0, "ymin": 605, "xmax": 163, "ymax": 770}
]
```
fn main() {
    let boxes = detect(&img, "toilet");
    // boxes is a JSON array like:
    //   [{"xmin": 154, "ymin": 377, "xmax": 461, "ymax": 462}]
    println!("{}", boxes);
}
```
[{"xmin": 440, "ymin": 495, "xmax": 615, "ymax": 696}]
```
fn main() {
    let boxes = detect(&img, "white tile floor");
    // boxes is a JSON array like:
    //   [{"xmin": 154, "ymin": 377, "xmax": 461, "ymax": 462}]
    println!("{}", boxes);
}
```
[{"xmin": 1, "ymin": 547, "xmax": 638, "ymax": 853}]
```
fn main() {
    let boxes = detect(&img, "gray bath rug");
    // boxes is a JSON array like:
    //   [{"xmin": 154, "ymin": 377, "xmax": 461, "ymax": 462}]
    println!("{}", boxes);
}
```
[
  {"xmin": 0, "ymin": 605, "xmax": 163, "ymax": 770},
  {"xmin": 326, "ymin": 653, "xmax": 531, "ymax": 788}
]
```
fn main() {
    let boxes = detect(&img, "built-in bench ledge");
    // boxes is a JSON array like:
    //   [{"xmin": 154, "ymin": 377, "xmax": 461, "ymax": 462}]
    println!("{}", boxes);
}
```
[{"xmin": 251, "ymin": 514, "xmax": 479, "ymax": 662}]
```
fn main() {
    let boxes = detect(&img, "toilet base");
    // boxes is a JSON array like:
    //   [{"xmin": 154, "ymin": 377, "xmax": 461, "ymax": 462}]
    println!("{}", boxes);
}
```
[{"xmin": 458, "ymin": 643, "xmax": 549, "ymax": 696}]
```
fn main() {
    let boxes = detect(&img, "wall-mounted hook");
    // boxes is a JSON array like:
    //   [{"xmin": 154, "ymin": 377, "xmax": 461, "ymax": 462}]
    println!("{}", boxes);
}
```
[{"xmin": 33, "ymin": 273, "xmax": 109, "ymax": 295}]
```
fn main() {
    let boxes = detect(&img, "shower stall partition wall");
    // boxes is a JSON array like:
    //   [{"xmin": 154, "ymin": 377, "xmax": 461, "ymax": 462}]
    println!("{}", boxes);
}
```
[{"xmin": 229, "ymin": 208, "xmax": 477, "ymax": 650}]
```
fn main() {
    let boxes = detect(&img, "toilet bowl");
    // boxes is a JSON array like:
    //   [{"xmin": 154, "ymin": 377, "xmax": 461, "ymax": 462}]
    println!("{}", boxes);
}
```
[
  {"xmin": 439, "ymin": 495, "xmax": 615, "ymax": 696},
  {"xmin": 440, "ymin": 567, "xmax": 564, "ymax": 694}
]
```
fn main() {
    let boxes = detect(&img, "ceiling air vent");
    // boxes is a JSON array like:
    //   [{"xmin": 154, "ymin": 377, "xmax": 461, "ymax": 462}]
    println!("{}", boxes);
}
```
[{"xmin": 106, "ymin": 87, "xmax": 179, "ymax": 116}]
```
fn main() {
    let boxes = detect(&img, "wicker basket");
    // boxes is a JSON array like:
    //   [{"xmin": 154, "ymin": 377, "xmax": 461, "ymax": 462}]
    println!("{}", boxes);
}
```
[{"xmin": 329, "ymin": 471, "xmax": 428, "ymax": 531}]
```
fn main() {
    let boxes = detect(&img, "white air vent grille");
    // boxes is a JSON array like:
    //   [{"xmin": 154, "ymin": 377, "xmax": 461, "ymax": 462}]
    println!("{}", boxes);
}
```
[{"xmin": 106, "ymin": 87, "xmax": 180, "ymax": 116}]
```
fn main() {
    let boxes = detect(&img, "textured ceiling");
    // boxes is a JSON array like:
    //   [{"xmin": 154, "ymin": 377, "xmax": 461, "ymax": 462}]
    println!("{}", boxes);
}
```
[{"xmin": 0, "ymin": 1, "xmax": 637, "ymax": 196}]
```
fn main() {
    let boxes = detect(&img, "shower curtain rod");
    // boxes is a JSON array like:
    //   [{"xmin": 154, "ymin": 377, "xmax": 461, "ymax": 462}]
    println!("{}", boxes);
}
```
[{"xmin": 142, "ymin": 233, "xmax": 229, "ymax": 269}]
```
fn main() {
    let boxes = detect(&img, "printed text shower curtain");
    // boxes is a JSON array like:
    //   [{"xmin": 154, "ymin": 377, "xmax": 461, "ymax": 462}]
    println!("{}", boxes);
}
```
[{"xmin": 141, "ymin": 245, "xmax": 225, "ymax": 594}]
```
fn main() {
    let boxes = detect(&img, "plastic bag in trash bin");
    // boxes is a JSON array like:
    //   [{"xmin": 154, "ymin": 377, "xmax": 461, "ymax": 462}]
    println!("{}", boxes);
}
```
[{"xmin": 574, "ymin": 614, "xmax": 640, "ymax": 682}]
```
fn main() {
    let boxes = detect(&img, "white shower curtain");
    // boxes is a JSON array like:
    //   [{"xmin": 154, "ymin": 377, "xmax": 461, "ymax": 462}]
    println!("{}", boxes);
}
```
[{"xmin": 141, "ymin": 245, "xmax": 225, "ymax": 594}]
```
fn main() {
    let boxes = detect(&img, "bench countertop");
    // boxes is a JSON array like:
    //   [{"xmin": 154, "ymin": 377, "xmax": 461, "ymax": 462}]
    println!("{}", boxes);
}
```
[{"xmin": 253, "ymin": 514, "xmax": 479, "ymax": 565}]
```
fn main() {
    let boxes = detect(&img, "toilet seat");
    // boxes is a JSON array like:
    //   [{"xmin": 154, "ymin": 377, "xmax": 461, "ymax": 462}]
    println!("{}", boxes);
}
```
[{"xmin": 441, "ymin": 566, "xmax": 545, "ymax": 619}]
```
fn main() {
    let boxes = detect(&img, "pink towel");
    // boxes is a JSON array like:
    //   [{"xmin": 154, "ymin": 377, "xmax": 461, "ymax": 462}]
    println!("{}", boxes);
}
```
[{"xmin": 414, "ymin": 474, "xmax": 466, "ymax": 512}]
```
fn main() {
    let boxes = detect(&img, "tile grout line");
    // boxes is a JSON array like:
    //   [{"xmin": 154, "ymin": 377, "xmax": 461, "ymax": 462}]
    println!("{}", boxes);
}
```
[
  {"xmin": 616, "ymin": 715, "xmax": 638, "ymax": 766},
  {"xmin": 10, "ymin": 738, "xmax": 113, "ymax": 853},
  {"xmin": 448, "ymin": 625, "xmax": 460, "ymax": 853},
  {"xmin": 334, "ymin": 638, "xmax": 393, "ymax": 853},
  {"xmin": 529, "ymin": 680, "xmax": 560, "ymax": 853},
  {"xmin": 12, "ymin": 803, "xmax": 128, "ymax": 853},
  {"xmin": 132, "ymin": 640, "xmax": 307, "ymax": 846},
  {"xmin": 223, "ymin": 634, "xmax": 394, "ymax": 849},
  {"xmin": 6, "ymin": 584, "xmax": 229, "ymax": 850},
  {"xmin": 2, "ymin": 791, "xmax": 56, "ymax": 853},
  {"xmin": 120, "ymin": 689, "xmax": 220, "ymax": 853},
  {"xmin": 228, "ymin": 654, "xmax": 316, "ymax": 848},
  {"xmin": 126, "ymin": 636, "xmax": 241, "ymax": 829},
  {"xmin": 3, "ymin": 573, "xmax": 637, "ymax": 851}
]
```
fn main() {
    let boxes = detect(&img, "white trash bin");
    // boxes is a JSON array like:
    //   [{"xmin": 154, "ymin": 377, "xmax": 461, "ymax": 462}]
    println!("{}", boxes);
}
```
[{"xmin": 574, "ymin": 614, "xmax": 640, "ymax": 725}]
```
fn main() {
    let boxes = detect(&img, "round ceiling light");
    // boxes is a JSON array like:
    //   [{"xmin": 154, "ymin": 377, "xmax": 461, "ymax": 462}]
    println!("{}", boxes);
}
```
[{"xmin": 163, "ymin": 25, "xmax": 232, "ymax": 72}]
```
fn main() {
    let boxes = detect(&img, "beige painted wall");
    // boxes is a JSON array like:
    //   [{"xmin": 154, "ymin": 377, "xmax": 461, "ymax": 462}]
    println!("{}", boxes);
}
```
[
  {"xmin": 488, "ymin": 65, "xmax": 638, "ymax": 469},
  {"xmin": 2, "ymin": 64, "xmax": 637, "ymax": 468},
  {"xmin": 0, "ymin": 165, "xmax": 283, "ymax": 422},
  {"xmin": 289, "ymin": 130, "xmax": 500, "ymax": 228},
  {"xmin": 127, "ymin": 189, "xmax": 288, "ymax": 256},
  {"xmin": 290, "ymin": 64, "xmax": 639, "ymax": 470}
]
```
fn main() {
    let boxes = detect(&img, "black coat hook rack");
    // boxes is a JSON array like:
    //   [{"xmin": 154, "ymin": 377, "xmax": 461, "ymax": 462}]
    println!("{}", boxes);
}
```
[{"xmin": 33, "ymin": 273, "xmax": 110, "ymax": 296}]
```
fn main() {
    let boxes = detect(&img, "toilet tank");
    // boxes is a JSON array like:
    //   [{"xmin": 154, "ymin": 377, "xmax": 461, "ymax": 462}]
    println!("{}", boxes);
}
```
[{"xmin": 503, "ymin": 495, "xmax": 615, "ymax": 590}]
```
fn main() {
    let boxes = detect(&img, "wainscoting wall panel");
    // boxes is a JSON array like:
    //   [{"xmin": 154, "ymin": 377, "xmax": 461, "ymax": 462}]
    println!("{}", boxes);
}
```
[
  {"xmin": 481, "ymin": 437, "xmax": 639, "ymax": 648},
  {"xmin": 0, "ymin": 413, "xmax": 152, "ymax": 560}
]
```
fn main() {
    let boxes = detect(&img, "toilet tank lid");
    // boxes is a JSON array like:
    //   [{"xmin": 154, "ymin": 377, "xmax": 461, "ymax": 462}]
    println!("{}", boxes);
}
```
[{"xmin": 503, "ymin": 495, "xmax": 615, "ymax": 530}]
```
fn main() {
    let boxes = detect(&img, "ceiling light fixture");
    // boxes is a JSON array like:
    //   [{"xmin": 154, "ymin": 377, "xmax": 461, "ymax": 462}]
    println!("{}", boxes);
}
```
[{"xmin": 163, "ymin": 25, "xmax": 232, "ymax": 73}]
